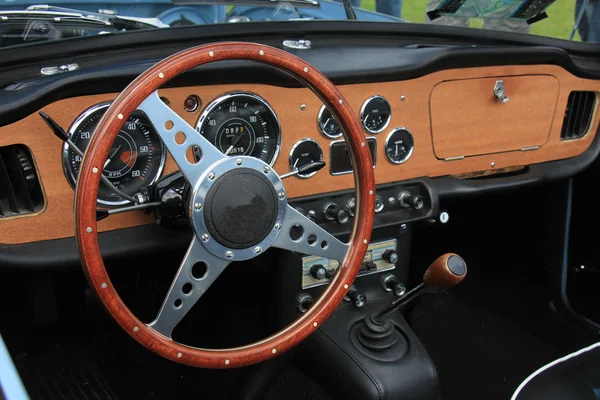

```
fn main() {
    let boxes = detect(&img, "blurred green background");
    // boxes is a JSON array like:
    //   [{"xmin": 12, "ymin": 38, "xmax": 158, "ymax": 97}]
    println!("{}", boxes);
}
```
[{"xmin": 359, "ymin": 0, "xmax": 581, "ymax": 41}]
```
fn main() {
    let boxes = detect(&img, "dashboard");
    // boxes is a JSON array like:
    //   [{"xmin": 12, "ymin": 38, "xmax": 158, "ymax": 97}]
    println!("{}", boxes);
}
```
[{"xmin": 0, "ymin": 62, "xmax": 598, "ymax": 244}]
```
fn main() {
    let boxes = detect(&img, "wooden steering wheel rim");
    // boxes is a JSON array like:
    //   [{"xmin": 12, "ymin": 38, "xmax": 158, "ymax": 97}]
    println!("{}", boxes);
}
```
[{"xmin": 75, "ymin": 42, "xmax": 375, "ymax": 368}]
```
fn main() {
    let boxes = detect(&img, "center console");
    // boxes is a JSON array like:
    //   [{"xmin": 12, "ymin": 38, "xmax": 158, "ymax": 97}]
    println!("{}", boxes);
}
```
[{"xmin": 273, "ymin": 179, "xmax": 445, "ymax": 400}]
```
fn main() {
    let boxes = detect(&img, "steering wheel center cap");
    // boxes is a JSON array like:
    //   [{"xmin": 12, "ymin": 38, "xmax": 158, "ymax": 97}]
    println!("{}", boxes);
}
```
[{"xmin": 190, "ymin": 156, "xmax": 287, "ymax": 261}]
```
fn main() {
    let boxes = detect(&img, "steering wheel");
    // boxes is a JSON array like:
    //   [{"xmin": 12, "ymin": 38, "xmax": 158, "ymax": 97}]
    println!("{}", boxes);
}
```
[{"xmin": 75, "ymin": 42, "xmax": 375, "ymax": 368}]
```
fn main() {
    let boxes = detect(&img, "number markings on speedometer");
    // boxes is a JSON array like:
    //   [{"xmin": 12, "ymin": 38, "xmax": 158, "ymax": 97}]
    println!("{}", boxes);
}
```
[{"xmin": 195, "ymin": 93, "xmax": 281, "ymax": 165}]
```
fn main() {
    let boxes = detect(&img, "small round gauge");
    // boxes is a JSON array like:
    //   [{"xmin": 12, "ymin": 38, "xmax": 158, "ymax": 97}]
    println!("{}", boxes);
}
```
[
  {"xmin": 196, "ymin": 93, "xmax": 281, "ymax": 165},
  {"xmin": 360, "ymin": 95, "xmax": 392, "ymax": 134},
  {"xmin": 289, "ymin": 139, "xmax": 323, "ymax": 178},
  {"xmin": 385, "ymin": 127, "xmax": 414, "ymax": 164},
  {"xmin": 62, "ymin": 103, "xmax": 166, "ymax": 206},
  {"xmin": 318, "ymin": 105, "xmax": 342, "ymax": 139}
]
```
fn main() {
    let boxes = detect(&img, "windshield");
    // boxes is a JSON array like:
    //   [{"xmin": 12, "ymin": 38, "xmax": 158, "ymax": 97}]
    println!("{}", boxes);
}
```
[{"xmin": 0, "ymin": 0, "xmax": 596, "ymax": 50}]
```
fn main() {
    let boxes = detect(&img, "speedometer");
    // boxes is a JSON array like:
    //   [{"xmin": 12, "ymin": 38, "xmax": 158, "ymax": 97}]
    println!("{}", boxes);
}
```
[
  {"xmin": 62, "ymin": 102, "xmax": 166, "ymax": 206},
  {"xmin": 195, "ymin": 93, "xmax": 281, "ymax": 165}
]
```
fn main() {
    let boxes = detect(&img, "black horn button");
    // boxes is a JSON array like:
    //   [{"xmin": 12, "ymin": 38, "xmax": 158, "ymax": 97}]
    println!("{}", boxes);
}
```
[{"xmin": 204, "ymin": 168, "xmax": 279, "ymax": 250}]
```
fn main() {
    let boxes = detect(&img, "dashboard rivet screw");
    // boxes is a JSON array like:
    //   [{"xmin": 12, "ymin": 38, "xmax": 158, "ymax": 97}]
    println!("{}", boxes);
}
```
[
  {"xmin": 254, "ymin": 246, "xmax": 261, "ymax": 253},
  {"xmin": 201, "ymin": 234, "xmax": 209, "ymax": 242},
  {"xmin": 338, "ymin": 99, "xmax": 343, "ymax": 105},
  {"xmin": 92, "ymin": 167, "xmax": 98, "ymax": 174},
  {"xmin": 275, "ymin": 223, "xmax": 281, "ymax": 230},
  {"xmin": 117, "ymin": 113, "xmax": 123, "ymax": 120},
  {"xmin": 101, "ymin": 282, "xmax": 107, "ymax": 289},
  {"xmin": 209, "ymin": 51, "xmax": 214, "ymax": 57},
  {"xmin": 133, "ymin": 326, "xmax": 139, "ymax": 332},
  {"xmin": 363, "ymin": 239, "xmax": 368, "ymax": 244},
  {"xmin": 86, "ymin": 227, "xmax": 92, "ymax": 233},
  {"xmin": 304, "ymin": 67, "xmax": 309, "ymax": 73},
  {"xmin": 300, "ymin": 104, "xmax": 306, "ymax": 111},
  {"xmin": 158, "ymin": 72, "xmax": 164, "ymax": 79},
  {"xmin": 194, "ymin": 202, "xmax": 202, "ymax": 211},
  {"xmin": 278, "ymin": 191, "xmax": 285, "ymax": 200},
  {"xmin": 225, "ymin": 359, "xmax": 230, "ymax": 365},
  {"xmin": 226, "ymin": 251, "xmax": 233, "ymax": 258},
  {"xmin": 388, "ymin": 197, "xmax": 396, "ymax": 205},
  {"xmin": 361, "ymin": 142, "xmax": 365, "ymax": 147},
  {"xmin": 313, "ymin": 321, "xmax": 318, "ymax": 327},
  {"xmin": 235, "ymin": 158, "xmax": 242, "ymax": 165},
  {"xmin": 401, "ymin": 95, "xmax": 406, "ymax": 101},
  {"xmin": 263, "ymin": 166, "xmax": 270, "ymax": 173},
  {"xmin": 491, "ymin": 162, "xmax": 496, "ymax": 168},
  {"xmin": 177, "ymin": 352, "xmax": 182, "ymax": 358},
  {"xmin": 208, "ymin": 172, "xmax": 215, "ymax": 180},
  {"xmin": 272, "ymin": 348, "xmax": 277, "ymax": 354},
  {"xmin": 259, "ymin": 50, "xmax": 264, "ymax": 55},
  {"xmin": 369, "ymin": 190, "xmax": 373, "ymax": 195},
  {"xmin": 344, "ymin": 284, "xmax": 349, "ymax": 289}
]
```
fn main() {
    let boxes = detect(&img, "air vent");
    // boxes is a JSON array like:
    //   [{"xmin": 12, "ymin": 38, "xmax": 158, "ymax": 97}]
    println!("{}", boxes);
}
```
[
  {"xmin": 0, "ymin": 145, "xmax": 44, "ymax": 218},
  {"xmin": 561, "ymin": 91, "xmax": 596, "ymax": 140}
]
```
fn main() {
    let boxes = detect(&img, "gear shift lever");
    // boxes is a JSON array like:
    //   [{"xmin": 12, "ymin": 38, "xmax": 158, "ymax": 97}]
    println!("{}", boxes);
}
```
[{"xmin": 355, "ymin": 254, "xmax": 467, "ymax": 353}]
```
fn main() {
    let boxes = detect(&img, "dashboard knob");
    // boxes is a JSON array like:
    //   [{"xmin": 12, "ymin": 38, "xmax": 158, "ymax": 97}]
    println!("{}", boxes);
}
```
[
  {"xmin": 346, "ymin": 198, "xmax": 356, "ymax": 217},
  {"xmin": 323, "ymin": 202, "xmax": 339, "ymax": 221},
  {"xmin": 381, "ymin": 274, "xmax": 406, "ymax": 297},
  {"xmin": 310, "ymin": 264, "xmax": 328, "ymax": 280},
  {"xmin": 382, "ymin": 249, "xmax": 398, "ymax": 264},
  {"xmin": 296, "ymin": 207, "xmax": 316, "ymax": 223},
  {"xmin": 409, "ymin": 195, "xmax": 424, "ymax": 210},
  {"xmin": 347, "ymin": 286, "xmax": 367, "ymax": 308},
  {"xmin": 335, "ymin": 209, "xmax": 350, "ymax": 225},
  {"xmin": 398, "ymin": 191, "xmax": 424, "ymax": 210}
]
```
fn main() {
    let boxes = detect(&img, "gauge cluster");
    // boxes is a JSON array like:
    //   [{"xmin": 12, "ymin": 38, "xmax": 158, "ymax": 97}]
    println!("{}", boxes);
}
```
[
  {"xmin": 61, "ymin": 92, "xmax": 414, "ymax": 206},
  {"xmin": 316, "ymin": 94, "xmax": 414, "ymax": 174}
]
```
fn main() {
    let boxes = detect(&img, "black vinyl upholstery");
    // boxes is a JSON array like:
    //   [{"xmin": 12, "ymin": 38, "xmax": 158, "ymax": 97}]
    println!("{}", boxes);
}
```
[{"xmin": 513, "ymin": 343, "xmax": 600, "ymax": 400}]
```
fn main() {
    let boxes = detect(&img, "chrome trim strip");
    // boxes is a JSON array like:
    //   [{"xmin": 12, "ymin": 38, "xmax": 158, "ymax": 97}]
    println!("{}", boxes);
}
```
[
  {"xmin": 521, "ymin": 146, "xmax": 540, "ymax": 151},
  {"xmin": 443, "ymin": 155, "xmax": 465, "ymax": 161}
]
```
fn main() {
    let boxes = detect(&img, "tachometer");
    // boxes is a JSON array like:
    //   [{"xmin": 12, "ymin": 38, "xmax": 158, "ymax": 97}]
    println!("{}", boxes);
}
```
[
  {"xmin": 195, "ymin": 93, "xmax": 281, "ymax": 165},
  {"xmin": 62, "ymin": 103, "xmax": 166, "ymax": 206}
]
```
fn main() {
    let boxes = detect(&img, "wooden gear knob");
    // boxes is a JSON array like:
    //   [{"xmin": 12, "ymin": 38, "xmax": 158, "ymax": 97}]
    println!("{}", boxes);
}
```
[{"xmin": 423, "ymin": 253, "xmax": 467, "ymax": 291}]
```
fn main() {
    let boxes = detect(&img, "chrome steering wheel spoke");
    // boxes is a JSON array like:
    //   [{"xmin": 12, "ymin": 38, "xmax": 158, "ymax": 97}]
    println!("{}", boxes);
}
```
[
  {"xmin": 272, "ymin": 204, "xmax": 349, "ymax": 262},
  {"xmin": 148, "ymin": 235, "xmax": 230, "ymax": 338},
  {"xmin": 138, "ymin": 91, "xmax": 226, "ymax": 185}
]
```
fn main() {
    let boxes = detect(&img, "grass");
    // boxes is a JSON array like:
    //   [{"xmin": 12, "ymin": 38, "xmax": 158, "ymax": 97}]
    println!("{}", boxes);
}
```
[{"xmin": 359, "ymin": 0, "xmax": 581, "ymax": 42}]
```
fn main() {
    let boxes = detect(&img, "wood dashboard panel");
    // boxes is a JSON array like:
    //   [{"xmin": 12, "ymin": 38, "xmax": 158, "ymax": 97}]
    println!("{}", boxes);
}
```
[{"xmin": 0, "ymin": 64, "xmax": 598, "ymax": 244}]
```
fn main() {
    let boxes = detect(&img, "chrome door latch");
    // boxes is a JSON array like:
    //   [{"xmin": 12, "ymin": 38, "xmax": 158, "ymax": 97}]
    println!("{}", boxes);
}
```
[
  {"xmin": 493, "ymin": 80, "xmax": 509, "ymax": 103},
  {"xmin": 40, "ymin": 63, "xmax": 79, "ymax": 76},
  {"xmin": 283, "ymin": 39, "xmax": 311, "ymax": 50}
]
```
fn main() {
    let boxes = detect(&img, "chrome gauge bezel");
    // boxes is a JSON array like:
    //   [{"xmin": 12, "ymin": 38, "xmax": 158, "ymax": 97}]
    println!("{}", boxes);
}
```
[
  {"xmin": 360, "ymin": 95, "xmax": 392, "ymax": 134},
  {"xmin": 195, "ymin": 92, "xmax": 282, "ymax": 166},
  {"xmin": 384, "ymin": 127, "xmax": 414, "ymax": 165},
  {"xmin": 61, "ymin": 102, "xmax": 167, "ymax": 206},
  {"xmin": 317, "ymin": 105, "xmax": 343, "ymax": 139},
  {"xmin": 289, "ymin": 138, "xmax": 323, "ymax": 179}
]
